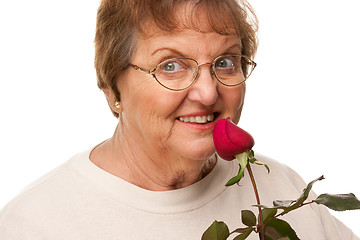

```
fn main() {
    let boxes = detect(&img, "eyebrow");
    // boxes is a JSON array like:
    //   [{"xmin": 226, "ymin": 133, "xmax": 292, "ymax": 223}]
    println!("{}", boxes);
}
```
[
  {"xmin": 151, "ymin": 43, "xmax": 242, "ymax": 58},
  {"xmin": 223, "ymin": 43, "xmax": 243, "ymax": 54},
  {"xmin": 151, "ymin": 48, "xmax": 185, "ymax": 57}
]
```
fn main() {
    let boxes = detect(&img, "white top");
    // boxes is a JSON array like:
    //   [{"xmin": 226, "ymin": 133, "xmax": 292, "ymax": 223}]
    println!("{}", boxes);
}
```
[{"xmin": 0, "ymin": 148, "xmax": 358, "ymax": 239}]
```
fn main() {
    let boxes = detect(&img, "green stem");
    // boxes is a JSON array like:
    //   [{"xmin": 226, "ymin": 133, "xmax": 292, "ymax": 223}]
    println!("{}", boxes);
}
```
[{"xmin": 246, "ymin": 164, "xmax": 265, "ymax": 240}]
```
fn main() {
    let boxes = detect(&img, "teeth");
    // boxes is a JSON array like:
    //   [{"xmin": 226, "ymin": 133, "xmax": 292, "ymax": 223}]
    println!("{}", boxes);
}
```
[{"xmin": 179, "ymin": 114, "xmax": 215, "ymax": 123}]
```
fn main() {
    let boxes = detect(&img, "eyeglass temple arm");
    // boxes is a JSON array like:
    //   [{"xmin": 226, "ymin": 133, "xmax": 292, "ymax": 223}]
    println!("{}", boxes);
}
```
[{"xmin": 130, "ymin": 64, "xmax": 152, "ymax": 74}]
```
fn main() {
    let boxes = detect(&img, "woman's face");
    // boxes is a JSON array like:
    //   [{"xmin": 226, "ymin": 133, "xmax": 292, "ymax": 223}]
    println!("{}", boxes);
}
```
[{"xmin": 115, "ymin": 28, "xmax": 246, "ymax": 162}]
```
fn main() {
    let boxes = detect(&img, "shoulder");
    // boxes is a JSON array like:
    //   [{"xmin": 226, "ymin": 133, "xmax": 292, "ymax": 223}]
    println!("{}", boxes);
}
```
[
  {"xmin": 254, "ymin": 153, "xmax": 307, "ymax": 189},
  {"xmin": 0, "ymin": 149, "xmax": 91, "ymax": 225},
  {"xmin": 247, "ymin": 153, "xmax": 323, "ymax": 204},
  {"xmin": 246, "ymin": 154, "xmax": 360, "ymax": 239}
]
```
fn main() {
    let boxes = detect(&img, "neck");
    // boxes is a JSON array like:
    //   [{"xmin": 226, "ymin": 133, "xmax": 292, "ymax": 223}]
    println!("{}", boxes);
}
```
[{"xmin": 90, "ymin": 126, "xmax": 217, "ymax": 191}]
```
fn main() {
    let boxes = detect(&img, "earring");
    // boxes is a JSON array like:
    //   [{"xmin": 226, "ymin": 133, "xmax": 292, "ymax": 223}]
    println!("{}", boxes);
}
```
[{"xmin": 114, "ymin": 101, "xmax": 121, "ymax": 109}]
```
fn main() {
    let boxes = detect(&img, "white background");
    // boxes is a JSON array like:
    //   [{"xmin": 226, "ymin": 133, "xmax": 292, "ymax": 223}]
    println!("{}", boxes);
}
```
[{"xmin": 0, "ymin": 0, "xmax": 359, "ymax": 236}]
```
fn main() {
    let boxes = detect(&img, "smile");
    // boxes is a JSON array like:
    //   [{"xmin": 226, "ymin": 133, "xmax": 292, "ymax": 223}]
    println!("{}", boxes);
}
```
[{"xmin": 178, "ymin": 113, "xmax": 215, "ymax": 124}]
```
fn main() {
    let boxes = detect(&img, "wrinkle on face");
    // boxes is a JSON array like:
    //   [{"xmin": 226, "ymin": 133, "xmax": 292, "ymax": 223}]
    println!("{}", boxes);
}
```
[{"xmin": 97, "ymin": 5, "xmax": 247, "ymax": 190}]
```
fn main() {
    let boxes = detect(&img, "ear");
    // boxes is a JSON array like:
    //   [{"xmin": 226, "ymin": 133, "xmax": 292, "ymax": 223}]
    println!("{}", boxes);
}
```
[{"xmin": 104, "ymin": 88, "xmax": 122, "ymax": 114}]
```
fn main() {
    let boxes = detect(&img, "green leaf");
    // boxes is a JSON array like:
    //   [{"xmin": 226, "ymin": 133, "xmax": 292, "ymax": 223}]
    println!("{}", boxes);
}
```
[
  {"xmin": 273, "ymin": 200, "xmax": 295, "ymax": 209},
  {"xmin": 314, "ymin": 193, "xmax": 360, "ymax": 211},
  {"xmin": 201, "ymin": 221, "xmax": 230, "ymax": 240},
  {"xmin": 226, "ymin": 153, "xmax": 249, "ymax": 186},
  {"xmin": 252, "ymin": 160, "xmax": 270, "ymax": 174},
  {"xmin": 233, "ymin": 228, "xmax": 254, "ymax": 240},
  {"xmin": 249, "ymin": 158, "xmax": 256, "ymax": 163},
  {"xmin": 279, "ymin": 175, "xmax": 325, "ymax": 216},
  {"xmin": 241, "ymin": 210, "xmax": 257, "ymax": 227},
  {"xmin": 299, "ymin": 175, "xmax": 325, "ymax": 202},
  {"xmin": 264, "ymin": 164, "xmax": 270, "ymax": 174},
  {"xmin": 265, "ymin": 219, "xmax": 300, "ymax": 240},
  {"xmin": 260, "ymin": 208, "xmax": 277, "ymax": 223},
  {"xmin": 236, "ymin": 152, "xmax": 249, "ymax": 176},
  {"xmin": 249, "ymin": 150, "xmax": 255, "ymax": 159},
  {"xmin": 231, "ymin": 227, "xmax": 255, "ymax": 234},
  {"xmin": 225, "ymin": 172, "xmax": 243, "ymax": 187},
  {"xmin": 253, "ymin": 204, "xmax": 289, "ymax": 212},
  {"xmin": 256, "ymin": 176, "xmax": 325, "ymax": 218},
  {"xmin": 264, "ymin": 226, "xmax": 284, "ymax": 240}
]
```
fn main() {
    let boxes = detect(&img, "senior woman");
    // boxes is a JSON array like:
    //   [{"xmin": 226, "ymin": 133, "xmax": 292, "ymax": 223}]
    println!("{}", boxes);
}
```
[{"xmin": 0, "ymin": 0, "xmax": 358, "ymax": 239}]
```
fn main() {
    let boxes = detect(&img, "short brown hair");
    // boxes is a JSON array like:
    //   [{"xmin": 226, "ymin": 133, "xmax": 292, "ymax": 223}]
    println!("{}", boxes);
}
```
[{"xmin": 95, "ymin": 0, "xmax": 258, "ymax": 117}]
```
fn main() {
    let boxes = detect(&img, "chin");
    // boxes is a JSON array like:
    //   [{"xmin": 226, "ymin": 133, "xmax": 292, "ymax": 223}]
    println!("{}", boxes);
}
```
[
  {"xmin": 171, "ymin": 135, "xmax": 216, "ymax": 161},
  {"xmin": 181, "ymin": 145, "xmax": 216, "ymax": 161}
]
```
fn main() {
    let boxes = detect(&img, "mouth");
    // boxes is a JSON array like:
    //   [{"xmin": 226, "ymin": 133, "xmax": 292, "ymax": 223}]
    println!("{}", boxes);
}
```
[{"xmin": 176, "ymin": 112, "xmax": 220, "ymax": 124}]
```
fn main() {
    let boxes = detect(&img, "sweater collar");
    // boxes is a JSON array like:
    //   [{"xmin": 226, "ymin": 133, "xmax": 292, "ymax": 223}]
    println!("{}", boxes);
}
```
[{"xmin": 69, "ymin": 147, "xmax": 237, "ymax": 214}]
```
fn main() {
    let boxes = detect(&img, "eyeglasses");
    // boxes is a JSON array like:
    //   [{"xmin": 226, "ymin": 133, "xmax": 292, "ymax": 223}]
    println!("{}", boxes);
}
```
[{"xmin": 129, "ymin": 54, "xmax": 256, "ymax": 91}]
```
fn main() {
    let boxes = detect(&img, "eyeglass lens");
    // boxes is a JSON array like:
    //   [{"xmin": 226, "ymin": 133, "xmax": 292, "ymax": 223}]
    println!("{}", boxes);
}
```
[{"xmin": 152, "ymin": 55, "xmax": 254, "ymax": 90}]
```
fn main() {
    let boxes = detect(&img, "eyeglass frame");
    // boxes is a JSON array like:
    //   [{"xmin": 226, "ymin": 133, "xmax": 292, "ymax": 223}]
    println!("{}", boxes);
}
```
[{"xmin": 129, "ymin": 54, "xmax": 257, "ymax": 91}]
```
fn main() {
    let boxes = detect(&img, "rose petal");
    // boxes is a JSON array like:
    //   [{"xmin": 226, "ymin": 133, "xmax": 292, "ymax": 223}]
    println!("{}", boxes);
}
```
[
  {"xmin": 225, "ymin": 119, "xmax": 254, "ymax": 152},
  {"xmin": 213, "ymin": 118, "xmax": 254, "ymax": 161}
]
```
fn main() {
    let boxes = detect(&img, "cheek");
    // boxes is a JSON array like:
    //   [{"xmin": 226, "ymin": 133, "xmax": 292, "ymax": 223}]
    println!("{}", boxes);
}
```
[
  {"xmin": 118, "ymin": 69, "xmax": 187, "ymax": 130},
  {"xmin": 139, "ymin": 89, "xmax": 186, "ymax": 122},
  {"xmin": 122, "ymin": 84, "xmax": 186, "ymax": 135},
  {"xmin": 136, "ymin": 91, "xmax": 188, "ymax": 150},
  {"xmin": 236, "ymin": 85, "xmax": 246, "ymax": 111},
  {"xmin": 222, "ymin": 84, "xmax": 246, "ymax": 122}
]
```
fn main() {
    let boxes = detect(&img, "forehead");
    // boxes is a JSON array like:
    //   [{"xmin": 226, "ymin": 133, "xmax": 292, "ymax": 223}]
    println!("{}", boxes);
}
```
[
  {"xmin": 134, "ymin": 3, "xmax": 242, "ymax": 59},
  {"xmin": 136, "ymin": 29, "xmax": 241, "ymax": 60},
  {"xmin": 139, "ymin": 1, "xmax": 240, "ymax": 39}
]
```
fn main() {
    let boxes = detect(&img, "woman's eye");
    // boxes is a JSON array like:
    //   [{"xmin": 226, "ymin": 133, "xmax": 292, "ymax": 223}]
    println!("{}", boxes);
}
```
[
  {"xmin": 156, "ymin": 59, "xmax": 190, "ymax": 80},
  {"xmin": 215, "ymin": 57, "xmax": 235, "ymax": 68},
  {"xmin": 161, "ymin": 61, "xmax": 183, "ymax": 72}
]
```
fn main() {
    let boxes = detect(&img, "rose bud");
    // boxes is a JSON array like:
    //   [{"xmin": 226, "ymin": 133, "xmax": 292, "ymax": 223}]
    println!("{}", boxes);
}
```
[{"xmin": 213, "ymin": 118, "xmax": 255, "ymax": 161}]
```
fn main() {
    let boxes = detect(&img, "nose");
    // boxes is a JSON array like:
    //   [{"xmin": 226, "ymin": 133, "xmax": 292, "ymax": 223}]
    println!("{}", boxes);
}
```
[{"xmin": 187, "ymin": 63, "xmax": 218, "ymax": 106}]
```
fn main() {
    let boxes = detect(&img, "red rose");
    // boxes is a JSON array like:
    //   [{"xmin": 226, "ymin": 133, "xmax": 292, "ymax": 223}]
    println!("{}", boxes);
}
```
[{"xmin": 213, "ymin": 118, "xmax": 255, "ymax": 160}]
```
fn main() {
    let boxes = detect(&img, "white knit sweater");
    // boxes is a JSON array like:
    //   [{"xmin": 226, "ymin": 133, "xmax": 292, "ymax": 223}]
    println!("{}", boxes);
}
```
[{"xmin": 0, "ymin": 148, "xmax": 358, "ymax": 239}]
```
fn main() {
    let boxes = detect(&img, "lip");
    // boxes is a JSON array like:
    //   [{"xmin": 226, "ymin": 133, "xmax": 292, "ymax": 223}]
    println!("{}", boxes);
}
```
[
  {"xmin": 177, "ymin": 112, "xmax": 215, "ymax": 118},
  {"xmin": 176, "ymin": 112, "xmax": 220, "ymax": 130}
]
